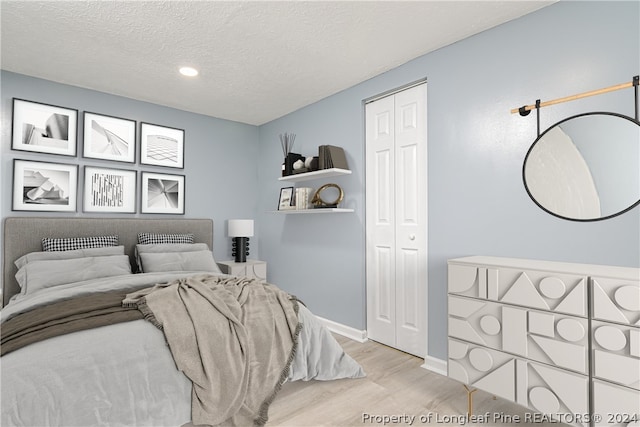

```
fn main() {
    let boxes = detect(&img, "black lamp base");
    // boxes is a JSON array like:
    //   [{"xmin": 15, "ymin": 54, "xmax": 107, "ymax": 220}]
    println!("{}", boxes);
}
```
[{"xmin": 232, "ymin": 237, "xmax": 249, "ymax": 263}]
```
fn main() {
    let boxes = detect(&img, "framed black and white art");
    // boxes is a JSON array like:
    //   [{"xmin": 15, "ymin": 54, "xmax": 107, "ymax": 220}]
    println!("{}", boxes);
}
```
[
  {"xmin": 12, "ymin": 159, "xmax": 78, "ymax": 212},
  {"xmin": 83, "ymin": 166, "xmax": 137, "ymax": 213},
  {"xmin": 278, "ymin": 187, "xmax": 295, "ymax": 210},
  {"xmin": 140, "ymin": 123, "xmax": 184, "ymax": 168},
  {"xmin": 141, "ymin": 172, "xmax": 185, "ymax": 214},
  {"xmin": 11, "ymin": 98, "xmax": 78, "ymax": 156},
  {"xmin": 83, "ymin": 112, "xmax": 136, "ymax": 163}
]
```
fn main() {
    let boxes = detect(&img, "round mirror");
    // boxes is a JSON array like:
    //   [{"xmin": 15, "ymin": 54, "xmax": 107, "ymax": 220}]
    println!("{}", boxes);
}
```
[{"xmin": 523, "ymin": 112, "xmax": 640, "ymax": 221}]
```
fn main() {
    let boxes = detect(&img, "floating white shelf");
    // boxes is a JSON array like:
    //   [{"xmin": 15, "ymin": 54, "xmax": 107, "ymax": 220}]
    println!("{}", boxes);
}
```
[
  {"xmin": 272, "ymin": 208, "xmax": 354, "ymax": 214},
  {"xmin": 278, "ymin": 168, "xmax": 352, "ymax": 183}
]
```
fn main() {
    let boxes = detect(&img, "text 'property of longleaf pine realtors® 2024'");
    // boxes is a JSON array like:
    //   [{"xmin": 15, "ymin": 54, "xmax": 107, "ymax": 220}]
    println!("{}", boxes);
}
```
[{"xmin": 360, "ymin": 411, "xmax": 614, "ymax": 425}]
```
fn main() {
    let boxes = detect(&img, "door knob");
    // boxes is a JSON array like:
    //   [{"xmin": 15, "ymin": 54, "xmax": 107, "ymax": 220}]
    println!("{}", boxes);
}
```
[{"xmin": 409, "ymin": 234, "xmax": 416, "ymax": 240}]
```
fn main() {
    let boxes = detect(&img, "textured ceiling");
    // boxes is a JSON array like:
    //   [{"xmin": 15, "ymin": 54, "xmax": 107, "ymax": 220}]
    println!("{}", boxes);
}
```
[{"xmin": 1, "ymin": 1, "xmax": 554, "ymax": 125}]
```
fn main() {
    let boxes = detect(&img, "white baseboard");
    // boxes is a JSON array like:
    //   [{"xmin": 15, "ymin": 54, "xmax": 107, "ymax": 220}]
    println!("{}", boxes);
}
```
[
  {"xmin": 421, "ymin": 355, "xmax": 447, "ymax": 376},
  {"xmin": 315, "ymin": 315, "xmax": 368, "ymax": 343},
  {"xmin": 313, "ymin": 316, "xmax": 448, "ymax": 376}
]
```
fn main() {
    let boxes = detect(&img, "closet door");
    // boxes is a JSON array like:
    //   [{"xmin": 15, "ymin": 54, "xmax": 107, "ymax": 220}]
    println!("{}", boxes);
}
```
[
  {"xmin": 366, "ymin": 83, "xmax": 427, "ymax": 357},
  {"xmin": 366, "ymin": 94, "xmax": 397, "ymax": 348},
  {"xmin": 393, "ymin": 85, "xmax": 427, "ymax": 356}
]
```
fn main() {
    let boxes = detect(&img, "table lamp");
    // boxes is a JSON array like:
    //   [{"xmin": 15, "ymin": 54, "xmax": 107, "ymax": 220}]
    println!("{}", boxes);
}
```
[{"xmin": 228, "ymin": 219, "xmax": 254, "ymax": 263}]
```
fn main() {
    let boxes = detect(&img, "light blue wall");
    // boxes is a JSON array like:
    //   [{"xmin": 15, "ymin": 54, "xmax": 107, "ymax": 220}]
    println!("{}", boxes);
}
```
[
  {"xmin": 257, "ymin": 1, "xmax": 640, "ymax": 360},
  {"xmin": 1, "ymin": 71, "xmax": 260, "ymax": 262}
]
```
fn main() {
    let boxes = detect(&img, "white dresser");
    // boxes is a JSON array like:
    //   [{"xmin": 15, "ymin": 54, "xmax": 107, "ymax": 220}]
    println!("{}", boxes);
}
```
[{"xmin": 447, "ymin": 256, "xmax": 639, "ymax": 426}]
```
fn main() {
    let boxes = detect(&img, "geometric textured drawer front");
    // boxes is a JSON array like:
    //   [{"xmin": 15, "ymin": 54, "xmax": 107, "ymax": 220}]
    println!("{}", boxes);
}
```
[
  {"xmin": 448, "ymin": 264, "xmax": 587, "ymax": 317},
  {"xmin": 448, "ymin": 338, "xmax": 516, "ymax": 402},
  {"xmin": 522, "ymin": 360, "xmax": 589, "ymax": 427},
  {"xmin": 592, "ymin": 321, "xmax": 640, "ymax": 390},
  {"xmin": 449, "ymin": 296, "xmax": 588, "ymax": 374},
  {"xmin": 449, "ymin": 264, "xmax": 484, "ymax": 296},
  {"xmin": 249, "ymin": 263, "xmax": 267, "ymax": 280},
  {"xmin": 217, "ymin": 260, "xmax": 267, "ymax": 282},
  {"xmin": 592, "ymin": 277, "xmax": 640, "ymax": 326},
  {"xmin": 448, "ymin": 339, "xmax": 589, "ymax": 426},
  {"xmin": 592, "ymin": 380, "xmax": 640, "ymax": 427}
]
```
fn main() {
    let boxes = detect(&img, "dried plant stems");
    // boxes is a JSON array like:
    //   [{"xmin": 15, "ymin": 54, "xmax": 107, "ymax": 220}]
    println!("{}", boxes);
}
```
[{"xmin": 279, "ymin": 132, "xmax": 296, "ymax": 156}]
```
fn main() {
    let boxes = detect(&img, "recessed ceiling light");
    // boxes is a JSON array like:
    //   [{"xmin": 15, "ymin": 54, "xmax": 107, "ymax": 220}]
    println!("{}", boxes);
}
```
[{"xmin": 179, "ymin": 66, "xmax": 198, "ymax": 77}]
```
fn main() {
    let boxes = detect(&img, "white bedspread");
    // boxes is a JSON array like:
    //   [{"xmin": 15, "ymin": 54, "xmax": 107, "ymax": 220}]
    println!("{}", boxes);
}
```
[{"xmin": 0, "ymin": 272, "xmax": 365, "ymax": 426}]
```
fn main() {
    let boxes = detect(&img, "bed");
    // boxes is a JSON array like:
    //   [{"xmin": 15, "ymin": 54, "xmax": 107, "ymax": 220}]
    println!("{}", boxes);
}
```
[{"xmin": 0, "ymin": 217, "xmax": 365, "ymax": 427}]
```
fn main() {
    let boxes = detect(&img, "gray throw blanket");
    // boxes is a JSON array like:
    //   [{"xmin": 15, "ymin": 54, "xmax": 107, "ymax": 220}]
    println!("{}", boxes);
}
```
[{"xmin": 122, "ymin": 274, "xmax": 300, "ymax": 427}]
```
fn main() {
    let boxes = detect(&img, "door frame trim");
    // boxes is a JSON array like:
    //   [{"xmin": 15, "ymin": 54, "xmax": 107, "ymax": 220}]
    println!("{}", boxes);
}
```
[{"xmin": 363, "ymin": 77, "xmax": 428, "ymax": 105}]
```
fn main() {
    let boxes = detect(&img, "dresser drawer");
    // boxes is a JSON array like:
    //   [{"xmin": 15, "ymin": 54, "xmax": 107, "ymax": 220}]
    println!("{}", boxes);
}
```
[
  {"xmin": 592, "ymin": 380, "xmax": 640, "ymax": 427},
  {"xmin": 592, "ymin": 320, "xmax": 640, "ymax": 390},
  {"xmin": 449, "ymin": 295, "xmax": 588, "ymax": 374},
  {"xmin": 248, "ymin": 262, "xmax": 267, "ymax": 281},
  {"xmin": 217, "ymin": 260, "xmax": 267, "ymax": 282},
  {"xmin": 448, "ymin": 339, "xmax": 589, "ymax": 426},
  {"xmin": 448, "ymin": 338, "xmax": 517, "ymax": 402},
  {"xmin": 448, "ymin": 264, "xmax": 587, "ymax": 317},
  {"xmin": 591, "ymin": 277, "xmax": 640, "ymax": 326}
]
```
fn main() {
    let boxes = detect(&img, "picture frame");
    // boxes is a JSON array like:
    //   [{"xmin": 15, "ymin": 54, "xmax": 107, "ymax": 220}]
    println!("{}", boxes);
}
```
[
  {"xmin": 141, "ymin": 171, "xmax": 185, "ymax": 214},
  {"xmin": 11, "ymin": 98, "xmax": 78, "ymax": 156},
  {"xmin": 83, "ymin": 112, "xmax": 136, "ymax": 163},
  {"xmin": 83, "ymin": 166, "xmax": 137, "ymax": 213},
  {"xmin": 140, "ymin": 122, "xmax": 184, "ymax": 168},
  {"xmin": 12, "ymin": 159, "xmax": 78, "ymax": 212},
  {"xmin": 278, "ymin": 186, "xmax": 295, "ymax": 210}
]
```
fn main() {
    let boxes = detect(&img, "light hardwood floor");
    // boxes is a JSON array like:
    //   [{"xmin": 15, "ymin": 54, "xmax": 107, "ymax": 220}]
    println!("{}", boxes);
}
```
[{"xmin": 268, "ymin": 335, "xmax": 566, "ymax": 426}]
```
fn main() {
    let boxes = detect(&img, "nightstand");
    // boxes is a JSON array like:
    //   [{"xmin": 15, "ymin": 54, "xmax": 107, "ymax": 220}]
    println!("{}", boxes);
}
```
[{"xmin": 217, "ymin": 259, "xmax": 267, "ymax": 282}]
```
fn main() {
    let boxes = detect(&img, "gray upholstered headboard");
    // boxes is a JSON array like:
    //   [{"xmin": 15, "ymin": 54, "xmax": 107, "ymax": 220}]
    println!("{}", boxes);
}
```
[{"xmin": 2, "ymin": 217, "xmax": 214, "ymax": 306}]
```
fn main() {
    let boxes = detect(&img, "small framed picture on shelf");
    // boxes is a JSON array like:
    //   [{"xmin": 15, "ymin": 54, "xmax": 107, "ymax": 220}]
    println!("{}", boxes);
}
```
[
  {"xmin": 83, "ymin": 166, "xmax": 137, "ymax": 213},
  {"xmin": 83, "ymin": 112, "xmax": 136, "ymax": 163},
  {"xmin": 140, "ymin": 122, "xmax": 184, "ymax": 168},
  {"xmin": 278, "ymin": 186, "xmax": 295, "ymax": 210},
  {"xmin": 141, "ymin": 171, "xmax": 185, "ymax": 214},
  {"xmin": 11, "ymin": 98, "xmax": 78, "ymax": 156},
  {"xmin": 12, "ymin": 159, "xmax": 78, "ymax": 212}
]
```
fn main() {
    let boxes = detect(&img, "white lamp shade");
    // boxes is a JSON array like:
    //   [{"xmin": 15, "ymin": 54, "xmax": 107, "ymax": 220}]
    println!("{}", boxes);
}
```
[{"xmin": 228, "ymin": 219, "xmax": 254, "ymax": 237}]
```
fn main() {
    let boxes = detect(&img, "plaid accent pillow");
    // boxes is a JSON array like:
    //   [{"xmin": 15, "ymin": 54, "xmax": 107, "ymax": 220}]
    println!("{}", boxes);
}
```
[
  {"xmin": 42, "ymin": 236, "xmax": 119, "ymax": 252},
  {"xmin": 137, "ymin": 233, "xmax": 194, "ymax": 245}
]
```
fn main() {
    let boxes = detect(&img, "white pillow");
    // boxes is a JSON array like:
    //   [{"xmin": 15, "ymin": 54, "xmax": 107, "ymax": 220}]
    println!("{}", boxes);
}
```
[
  {"xmin": 134, "ymin": 243, "xmax": 220, "ymax": 273},
  {"xmin": 15, "ymin": 255, "xmax": 132, "ymax": 295},
  {"xmin": 138, "ymin": 251, "xmax": 219, "ymax": 273},
  {"xmin": 15, "ymin": 246, "xmax": 125, "ymax": 269}
]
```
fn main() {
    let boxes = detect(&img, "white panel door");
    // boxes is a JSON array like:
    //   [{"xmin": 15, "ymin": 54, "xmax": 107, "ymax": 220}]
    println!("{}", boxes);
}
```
[
  {"xmin": 366, "ymin": 94, "xmax": 396, "ymax": 347},
  {"xmin": 394, "ymin": 85, "xmax": 427, "ymax": 356},
  {"xmin": 366, "ymin": 83, "xmax": 427, "ymax": 357}
]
